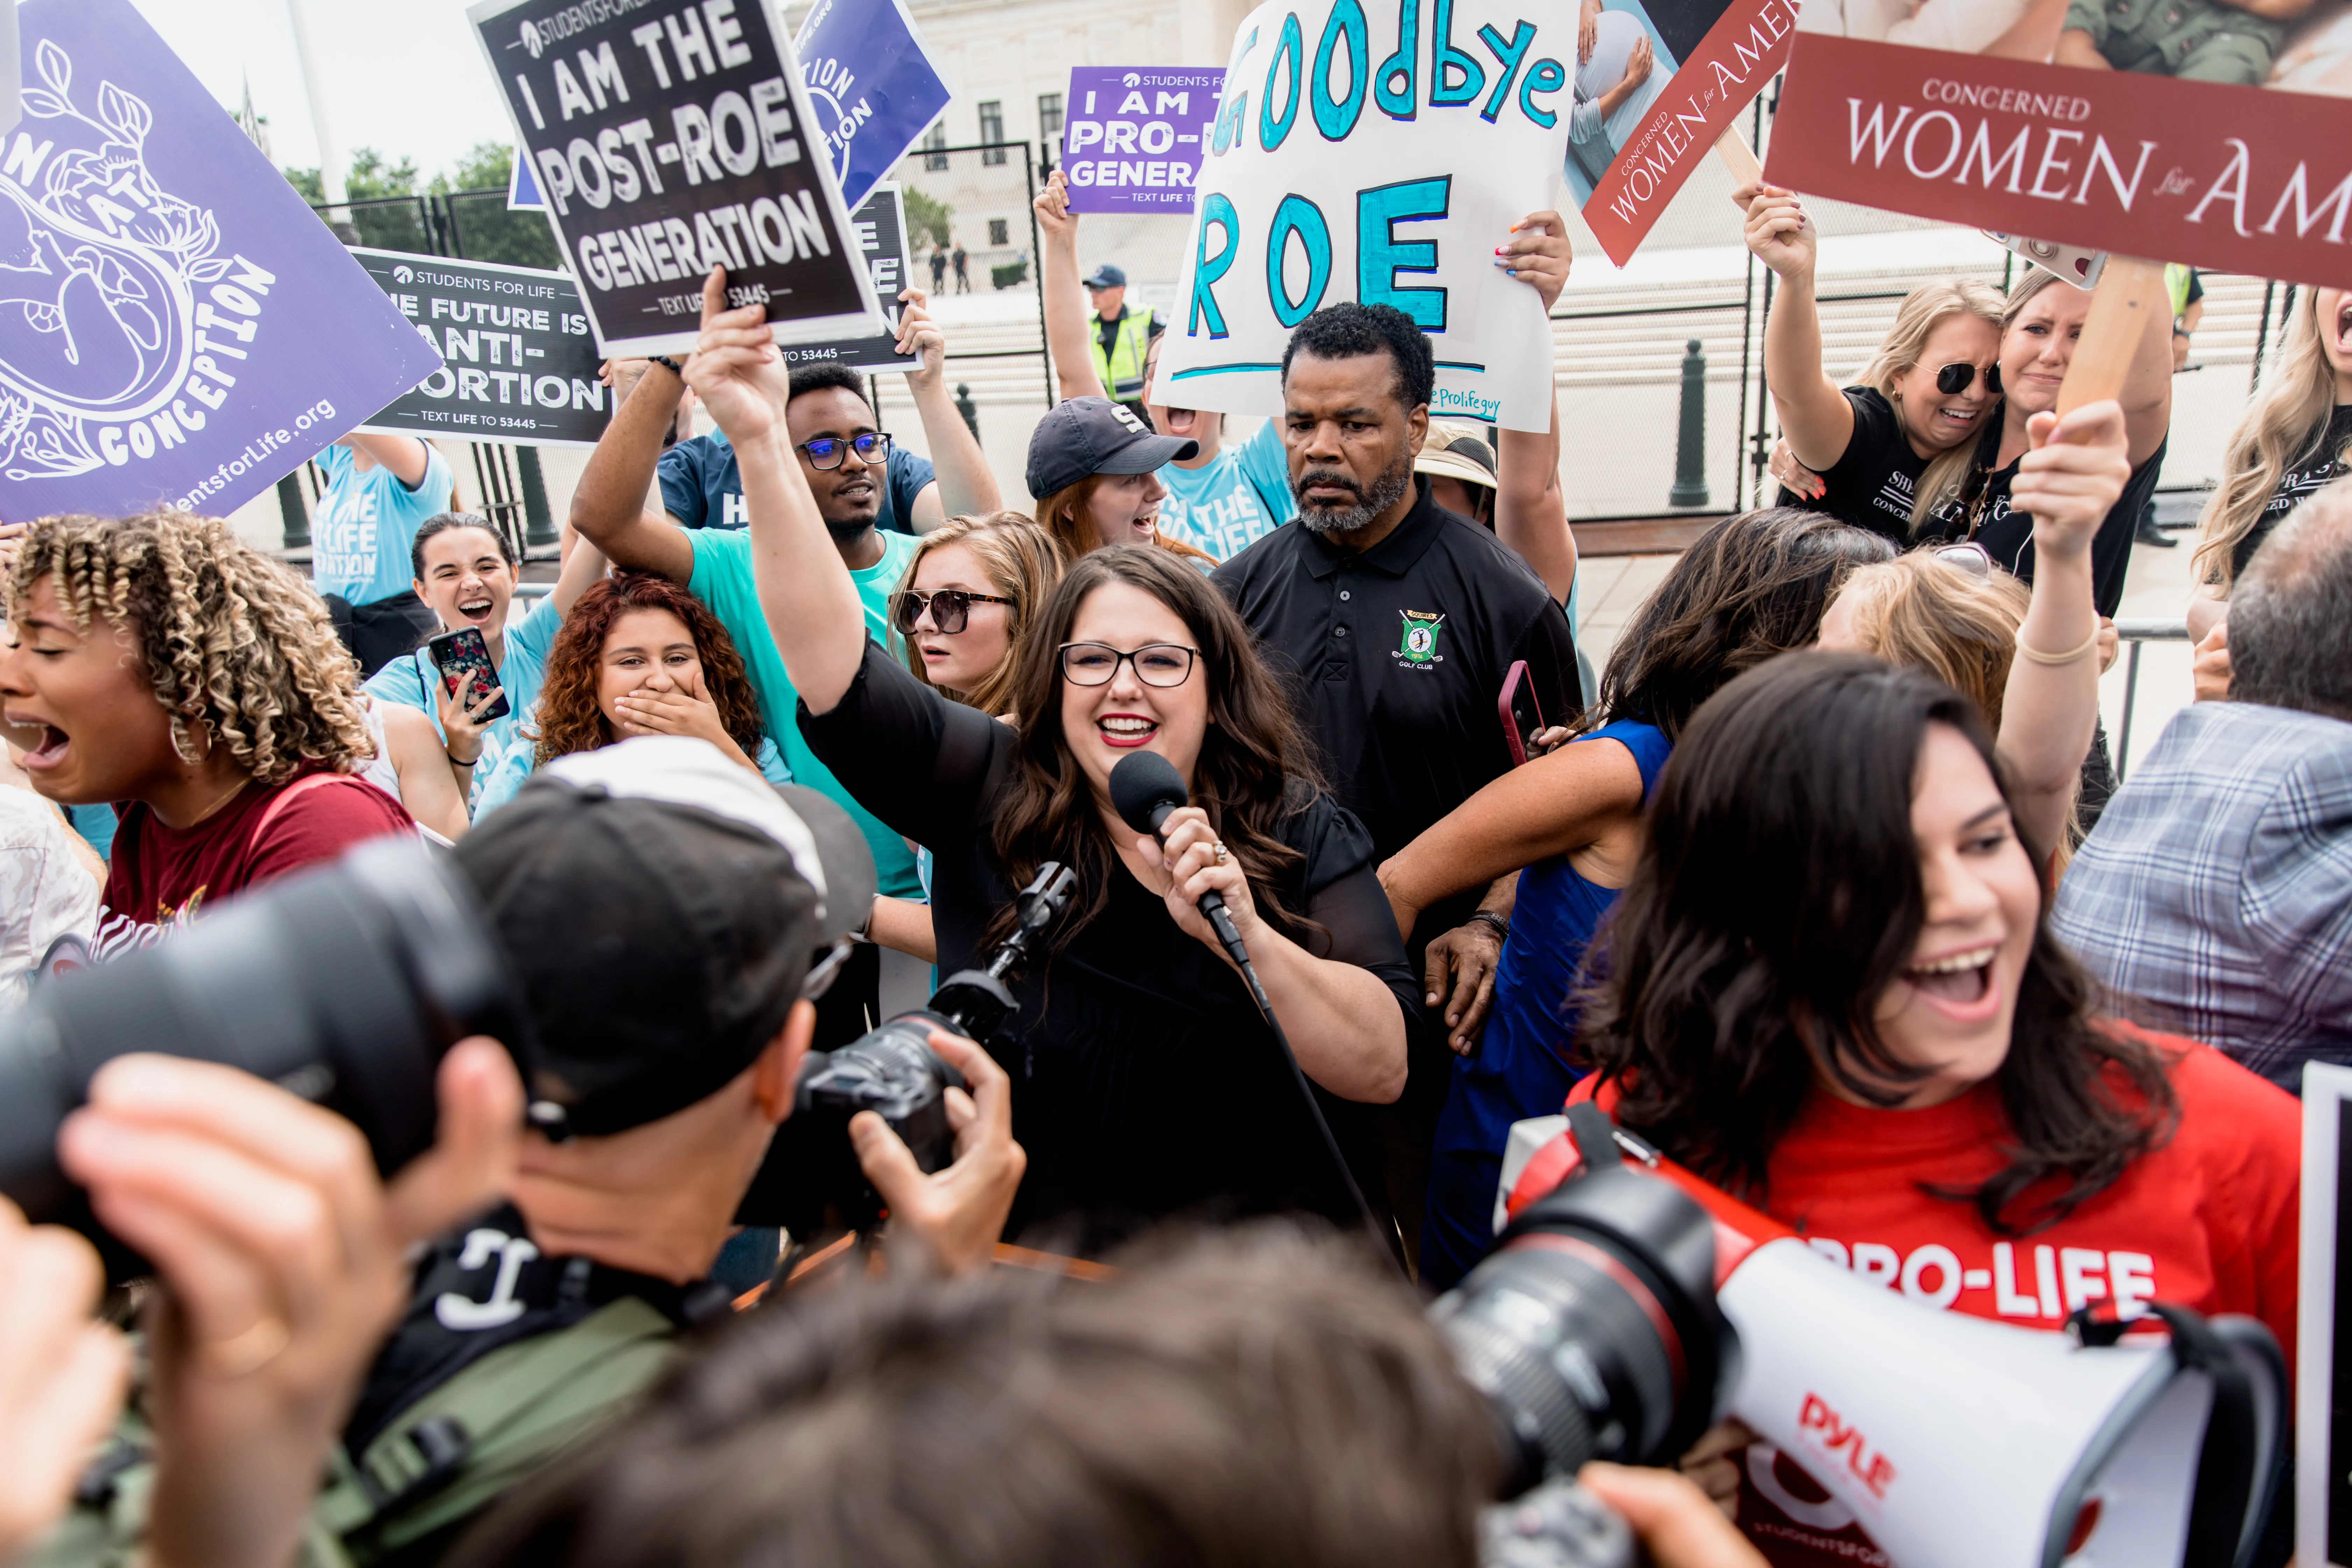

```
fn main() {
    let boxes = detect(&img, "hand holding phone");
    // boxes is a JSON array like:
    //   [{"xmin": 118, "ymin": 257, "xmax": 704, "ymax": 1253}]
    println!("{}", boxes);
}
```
[
  {"xmin": 426, "ymin": 628, "xmax": 511, "ymax": 725},
  {"xmin": 1498, "ymin": 660, "xmax": 1545, "ymax": 768}
]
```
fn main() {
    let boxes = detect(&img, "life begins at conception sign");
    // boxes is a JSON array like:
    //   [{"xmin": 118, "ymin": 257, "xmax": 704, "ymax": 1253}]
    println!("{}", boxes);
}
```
[{"xmin": 469, "ymin": 0, "xmax": 882, "ymax": 356}]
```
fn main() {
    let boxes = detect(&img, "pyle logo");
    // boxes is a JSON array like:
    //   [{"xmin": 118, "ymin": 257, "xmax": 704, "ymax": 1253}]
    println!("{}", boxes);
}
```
[
  {"xmin": 520, "ymin": 20, "xmax": 545, "ymax": 57},
  {"xmin": 1795, "ymin": 1393, "xmax": 1897, "ymax": 1501},
  {"xmin": 434, "ymin": 1227, "xmax": 542, "ymax": 1330},
  {"xmin": 392, "ymin": 265, "xmax": 415, "ymax": 285}
]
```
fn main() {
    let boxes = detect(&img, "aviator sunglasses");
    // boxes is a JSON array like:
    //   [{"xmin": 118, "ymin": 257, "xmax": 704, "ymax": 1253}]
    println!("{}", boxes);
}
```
[
  {"xmin": 891, "ymin": 588, "xmax": 1013, "ymax": 635},
  {"xmin": 1933, "ymin": 362, "xmax": 2002, "ymax": 396}
]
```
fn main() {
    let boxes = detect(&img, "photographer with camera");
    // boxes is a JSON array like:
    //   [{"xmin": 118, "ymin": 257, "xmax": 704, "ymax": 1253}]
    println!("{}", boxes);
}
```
[
  {"xmin": 682, "ymin": 271, "xmax": 1415, "ymax": 1250},
  {"xmin": 450, "ymin": 1224, "xmax": 1763, "ymax": 1568},
  {"xmin": 26, "ymin": 739, "xmax": 1023, "ymax": 1568},
  {"xmin": 0, "ymin": 512, "xmax": 414, "ymax": 958}
]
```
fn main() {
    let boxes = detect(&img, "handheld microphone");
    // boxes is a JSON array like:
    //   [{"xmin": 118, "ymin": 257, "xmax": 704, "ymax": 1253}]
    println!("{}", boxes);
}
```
[
  {"xmin": 1104, "ymin": 751, "xmax": 1398, "ymax": 1270},
  {"xmin": 1107, "ymin": 751, "xmax": 1247, "ymax": 965}
]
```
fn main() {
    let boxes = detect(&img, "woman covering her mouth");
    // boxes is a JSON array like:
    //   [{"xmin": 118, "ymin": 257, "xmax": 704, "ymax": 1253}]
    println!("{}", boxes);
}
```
[{"xmin": 1563, "ymin": 652, "xmax": 2298, "ymax": 1563}]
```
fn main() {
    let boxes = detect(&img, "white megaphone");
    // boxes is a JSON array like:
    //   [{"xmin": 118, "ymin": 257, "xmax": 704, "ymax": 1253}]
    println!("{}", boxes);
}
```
[{"xmin": 1436, "ymin": 1107, "xmax": 2286, "ymax": 1568}]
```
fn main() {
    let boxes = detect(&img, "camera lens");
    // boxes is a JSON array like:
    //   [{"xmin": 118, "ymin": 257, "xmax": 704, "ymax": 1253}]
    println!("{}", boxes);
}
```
[
  {"xmin": 1433, "ymin": 1161, "xmax": 1734, "ymax": 1493},
  {"xmin": 0, "ymin": 838, "xmax": 523, "ymax": 1238}
]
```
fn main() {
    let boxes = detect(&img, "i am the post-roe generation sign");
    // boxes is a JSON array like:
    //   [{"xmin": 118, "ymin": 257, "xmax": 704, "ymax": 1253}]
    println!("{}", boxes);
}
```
[{"xmin": 1062, "ymin": 68, "xmax": 1224, "ymax": 215}]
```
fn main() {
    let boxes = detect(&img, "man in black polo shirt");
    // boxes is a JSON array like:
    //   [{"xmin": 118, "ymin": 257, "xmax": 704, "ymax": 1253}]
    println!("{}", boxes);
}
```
[{"xmin": 1213, "ymin": 302, "xmax": 1580, "ymax": 1270}]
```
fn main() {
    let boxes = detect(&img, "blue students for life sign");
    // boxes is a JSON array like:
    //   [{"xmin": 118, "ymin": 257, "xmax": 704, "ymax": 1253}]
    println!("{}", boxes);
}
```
[
  {"xmin": 1157, "ymin": 0, "xmax": 1575, "ymax": 434},
  {"xmin": 0, "ymin": 0, "xmax": 442, "ymax": 520},
  {"xmin": 1062, "ymin": 68, "xmax": 1223, "ymax": 215},
  {"xmin": 793, "ymin": 0, "xmax": 954, "ymax": 213}
]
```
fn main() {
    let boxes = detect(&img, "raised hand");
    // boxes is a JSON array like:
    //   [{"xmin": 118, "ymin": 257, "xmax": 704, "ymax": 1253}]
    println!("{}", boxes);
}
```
[
  {"xmin": 1498, "ymin": 211, "xmax": 1573, "ymax": 314},
  {"xmin": 1033, "ymin": 168, "xmax": 1077, "ymax": 241},
  {"xmin": 1736, "ymin": 184, "xmax": 1814, "ymax": 280},
  {"xmin": 682, "ymin": 267, "xmax": 788, "ymax": 447},
  {"xmin": 894, "ymin": 287, "xmax": 948, "ymax": 394},
  {"xmin": 2011, "ymin": 400, "xmax": 2130, "ymax": 559}
]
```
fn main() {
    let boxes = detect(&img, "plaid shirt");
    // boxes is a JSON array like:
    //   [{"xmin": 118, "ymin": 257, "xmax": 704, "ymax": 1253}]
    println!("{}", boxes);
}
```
[{"xmin": 2051, "ymin": 700, "xmax": 2352, "ymax": 1092}]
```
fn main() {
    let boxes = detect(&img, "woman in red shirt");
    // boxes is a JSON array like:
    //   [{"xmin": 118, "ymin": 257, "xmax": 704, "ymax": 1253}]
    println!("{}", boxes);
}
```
[
  {"xmin": 0, "ymin": 511, "xmax": 413, "ymax": 955},
  {"xmin": 1573, "ymin": 651, "xmax": 2298, "ymax": 1564}
]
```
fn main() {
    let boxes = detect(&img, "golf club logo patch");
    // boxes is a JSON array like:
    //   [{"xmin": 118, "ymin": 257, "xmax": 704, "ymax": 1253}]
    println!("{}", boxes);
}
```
[{"xmin": 1396, "ymin": 609, "xmax": 1445, "ymax": 667}]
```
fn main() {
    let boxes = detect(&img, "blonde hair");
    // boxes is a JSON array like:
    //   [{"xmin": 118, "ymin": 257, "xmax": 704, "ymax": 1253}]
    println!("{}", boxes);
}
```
[
  {"xmin": 2192, "ymin": 288, "xmax": 2350, "ymax": 593},
  {"xmin": 1836, "ymin": 551, "xmax": 2031, "ymax": 732},
  {"xmin": 896, "ymin": 512, "xmax": 1068, "ymax": 717},
  {"xmin": 1909, "ymin": 270, "xmax": 2070, "ymax": 528},
  {"xmin": 9, "ymin": 511, "xmax": 374, "ymax": 782},
  {"xmin": 1848, "ymin": 280, "xmax": 2005, "ymax": 531}
]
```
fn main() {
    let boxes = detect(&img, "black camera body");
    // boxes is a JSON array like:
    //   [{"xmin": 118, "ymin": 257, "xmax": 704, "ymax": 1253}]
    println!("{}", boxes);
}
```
[{"xmin": 760, "ymin": 867, "xmax": 1073, "ymax": 1238}]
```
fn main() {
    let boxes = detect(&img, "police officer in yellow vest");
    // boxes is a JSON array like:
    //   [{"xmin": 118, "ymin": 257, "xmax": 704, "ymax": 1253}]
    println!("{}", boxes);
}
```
[{"xmin": 1083, "ymin": 262, "xmax": 1164, "ymax": 428}]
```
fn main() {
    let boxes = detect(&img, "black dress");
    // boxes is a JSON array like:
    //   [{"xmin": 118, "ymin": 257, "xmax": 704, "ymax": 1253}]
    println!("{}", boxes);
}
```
[{"xmin": 799, "ymin": 642, "xmax": 1420, "ymax": 1248}]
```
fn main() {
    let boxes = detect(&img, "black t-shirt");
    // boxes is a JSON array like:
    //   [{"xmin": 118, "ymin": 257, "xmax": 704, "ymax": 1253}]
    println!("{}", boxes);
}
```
[
  {"xmin": 2233, "ymin": 402, "xmax": 2352, "ymax": 578},
  {"xmin": 1212, "ymin": 477, "xmax": 1582, "ymax": 951},
  {"xmin": 798, "ymin": 643, "xmax": 1419, "ymax": 1248},
  {"xmin": 1921, "ymin": 433, "xmax": 2168, "ymax": 618},
  {"xmin": 1778, "ymin": 386, "xmax": 1926, "ymax": 546}
]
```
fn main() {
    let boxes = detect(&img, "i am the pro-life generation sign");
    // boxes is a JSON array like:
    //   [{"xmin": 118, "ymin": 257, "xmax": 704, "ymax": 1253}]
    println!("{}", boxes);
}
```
[
  {"xmin": 1062, "ymin": 68, "xmax": 1224, "ymax": 214},
  {"xmin": 350, "ymin": 251, "xmax": 610, "ymax": 447},
  {"xmin": 468, "ymin": 0, "xmax": 883, "ymax": 356},
  {"xmin": 1160, "ymin": 0, "xmax": 1574, "ymax": 432}
]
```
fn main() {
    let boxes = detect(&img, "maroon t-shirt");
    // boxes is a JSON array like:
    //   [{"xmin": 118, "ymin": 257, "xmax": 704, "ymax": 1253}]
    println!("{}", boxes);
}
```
[{"xmin": 94, "ymin": 767, "xmax": 415, "ymax": 956}]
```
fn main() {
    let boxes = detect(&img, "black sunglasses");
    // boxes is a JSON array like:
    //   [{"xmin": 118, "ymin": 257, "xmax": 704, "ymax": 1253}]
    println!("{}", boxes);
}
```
[
  {"xmin": 798, "ymin": 431, "xmax": 893, "ymax": 470},
  {"xmin": 1933, "ymin": 362, "xmax": 2002, "ymax": 396},
  {"xmin": 891, "ymin": 588, "xmax": 1011, "ymax": 635}
]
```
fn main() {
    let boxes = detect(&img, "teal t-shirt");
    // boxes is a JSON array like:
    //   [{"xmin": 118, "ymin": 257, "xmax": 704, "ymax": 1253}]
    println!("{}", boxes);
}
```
[
  {"xmin": 687, "ymin": 527, "xmax": 922, "ymax": 898},
  {"xmin": 365, "ymin": 594, "xmax": 560, "ymax": 813},
  {"xmin": 309, "ymin": 442, "xmax": 456, "ymax": 606},
  {"xmin": 471, "ymin": 731, "xmax": 792, "ymax": 820},
  {"xmin": 1157, "ymin": 419, "xmax": 1294, "ymax": 561}
]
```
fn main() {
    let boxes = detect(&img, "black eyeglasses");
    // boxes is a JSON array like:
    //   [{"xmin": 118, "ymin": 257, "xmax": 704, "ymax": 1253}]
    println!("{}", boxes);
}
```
[
  {"xmin": 798, "ymin": 431, "xmax": 893, "ymax": 470},
  {"xmin": 1057, "ymin": 642, "xmax": 1198, "ymax": 688},
  {"xmin": 1933, "ymin": 362, "xmax": 2002, "ymax": 396},
  {"xmin": 891, "ymin": 588, "xmax": 1012, "ymax": 635}
]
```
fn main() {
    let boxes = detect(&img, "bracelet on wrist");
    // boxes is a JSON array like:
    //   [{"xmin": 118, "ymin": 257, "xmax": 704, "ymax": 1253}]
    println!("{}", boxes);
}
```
[
  {"xmin": 1466, "ymin": 910, "xmax": 1511, "ymax": 943},
  {"xmin": 2012, "ymin": 624, "xmax": 2102, "ymax": 666},
  {"xmin": 646, "ymin": 355, "xmax": 683, "ymax": 375}
]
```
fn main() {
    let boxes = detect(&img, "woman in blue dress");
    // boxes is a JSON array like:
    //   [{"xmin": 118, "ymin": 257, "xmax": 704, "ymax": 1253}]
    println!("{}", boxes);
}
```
[{"xmin": 1381, "ymin": 509, "xmax": 1894, "ymax": 1288}]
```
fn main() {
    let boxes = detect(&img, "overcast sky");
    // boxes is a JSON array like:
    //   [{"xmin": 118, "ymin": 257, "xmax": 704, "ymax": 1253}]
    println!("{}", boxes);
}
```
[{"xmin": 128, "ymin": 0, "xmax": 514, "ymax": 183}]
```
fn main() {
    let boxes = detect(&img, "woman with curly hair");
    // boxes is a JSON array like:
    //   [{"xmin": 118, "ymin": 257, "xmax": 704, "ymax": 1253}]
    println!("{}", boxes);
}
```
[
  {"xmin": 0, "ymin": 511, "xmax": 414, "ymax": 956},
  {"xmin": 468, "ymin": 570, "xmax": 789, "ymax": 816}
]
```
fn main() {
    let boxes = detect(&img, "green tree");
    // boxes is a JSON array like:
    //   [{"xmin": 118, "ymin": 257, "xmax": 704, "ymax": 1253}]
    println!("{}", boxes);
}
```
[
  {"xmin": 282, "ymin": 165, "xmax": 324, "ymax": 205},
  {"xmin": 903, "ymin": 188, "xmax": 953, "ymax": 251},
  {"xmin": 430, "ymin": 140, "xmax": 561, "ymax": 269},
  {"xmin": 344, "ymin": 148, "xmax": 430, "ymax": 253}
]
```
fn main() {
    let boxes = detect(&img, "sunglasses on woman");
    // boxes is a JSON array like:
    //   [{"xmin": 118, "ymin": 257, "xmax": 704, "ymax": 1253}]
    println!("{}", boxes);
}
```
[
  {"xmin": 798, "ymin": 431, "xmax": 894, "ymax": 470},
  {"xmin": 891, "ymin": 588, "xmax": 1011, "ymax": 635},
  {"xmin": 1933, "ymin": 362, "xmax": 2002, "ymax": 396}
]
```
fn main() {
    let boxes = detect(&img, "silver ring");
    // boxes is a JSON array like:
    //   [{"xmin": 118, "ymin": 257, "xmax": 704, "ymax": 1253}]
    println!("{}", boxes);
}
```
[{"xmin": 1212, "ymin": 841, "xmax": 1230, "ymax": 866}]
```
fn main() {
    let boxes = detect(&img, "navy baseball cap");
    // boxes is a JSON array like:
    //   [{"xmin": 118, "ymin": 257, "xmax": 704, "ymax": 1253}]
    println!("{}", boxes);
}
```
[
  {"xmin": 1083, "ymin": 262, "xmax": 1127, "ymax": 289},
  {"xmin": 1026, "ymin": 397, "xmax": 1197, "ymax": 498}
]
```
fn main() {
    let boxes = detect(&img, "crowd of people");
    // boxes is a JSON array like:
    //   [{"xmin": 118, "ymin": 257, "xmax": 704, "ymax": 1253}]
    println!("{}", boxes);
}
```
[{"xmin": 0, "ymin": 164, "xmax": 2340, "ymax": 1568}]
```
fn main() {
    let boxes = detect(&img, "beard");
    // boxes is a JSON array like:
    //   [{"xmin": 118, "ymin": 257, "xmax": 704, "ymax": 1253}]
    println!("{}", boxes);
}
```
[{"xmin": 1294, "ymin": 454, "xmax": 1411, "ymax": 537}]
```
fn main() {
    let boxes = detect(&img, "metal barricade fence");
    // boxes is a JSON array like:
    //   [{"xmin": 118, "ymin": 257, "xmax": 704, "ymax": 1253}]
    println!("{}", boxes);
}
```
[{"xmin": 2110, "ymin": 619, "xmax": 2195, "ymax": 786}]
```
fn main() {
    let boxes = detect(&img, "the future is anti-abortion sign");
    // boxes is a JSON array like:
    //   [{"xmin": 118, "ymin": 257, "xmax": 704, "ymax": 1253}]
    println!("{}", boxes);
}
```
[
  {"xmin": 1160, "ymin": 0, "xmax": 1577, "ymax": 433},
  {"xmin": 469, "ymin": 0, "xmax": 883, "ymax": 356},
  {"xmin": 0, "ymin": 0, "xmax": 441, "ymax": 519},
  {"xmin": 1767, "ymin": 2, "xmax": 2352, "ymax": 290},
  {"xmin": 351, "ymin": 251, "xmax": 609, "ymax": 447},
  {"xmin": 1063, "ymin": 68, "xmax": 1224, "ymax": 215}
]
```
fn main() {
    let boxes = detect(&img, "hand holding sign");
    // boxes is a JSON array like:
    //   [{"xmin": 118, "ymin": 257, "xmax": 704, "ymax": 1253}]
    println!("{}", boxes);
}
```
[
  {"xmin": 1496, "ymin": 212, "xmax": 1573, "ymax": 313},
  {"xmin": 1736, "ymin": 184, "xmax": 1815, "ymax": 282},
  {"xmin": 892, "ymin": 288, "xmax": 946, "ymax": 394},
  {"xmin": 683, "ymin": 268, "xmax": 789, "ymax": 448},
  {"xmin": 2010, "ymin": 400, "xmax": 2133, "ymax": 557}
]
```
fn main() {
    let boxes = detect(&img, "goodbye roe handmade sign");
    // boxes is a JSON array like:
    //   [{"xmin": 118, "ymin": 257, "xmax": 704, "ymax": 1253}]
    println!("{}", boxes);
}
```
[
  {"xmin": 1161, "ymin": 0, "xmax": 1578, "ymax": 433},
  {"xmin": 468, "ymin": 0, "xmax": 884, "ymax": 356},
  {"xmin": 0, "ymin": 0, "xmax": 443, "ymax": 520}
]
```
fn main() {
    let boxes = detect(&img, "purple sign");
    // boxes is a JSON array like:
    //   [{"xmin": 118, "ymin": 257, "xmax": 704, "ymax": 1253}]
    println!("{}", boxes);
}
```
[
  {"xmin": 1061, "ymin": 68, "xmax": 1222, "ymax": 215},
  {"xmin": 0, "ymin": 0, "xmax": 441, "ymax": 521}
]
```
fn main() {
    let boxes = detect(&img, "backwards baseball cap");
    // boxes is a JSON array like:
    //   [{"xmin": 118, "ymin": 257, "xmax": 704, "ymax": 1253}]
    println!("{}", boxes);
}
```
[
  {"xmin": 452, "ymin": 736, "xmax": 877, "ymax": 1139},
  {"xmin": 1026, "ymin": 396, "xmax": 1197, "ymax": 498},
  {"xmin": 1082, "ymin": 262, "xmax": 1127, "ymax": 289},
  {"xmin": 1415, "ymin": 419, "xmax": 1499, "ymax": 493}
]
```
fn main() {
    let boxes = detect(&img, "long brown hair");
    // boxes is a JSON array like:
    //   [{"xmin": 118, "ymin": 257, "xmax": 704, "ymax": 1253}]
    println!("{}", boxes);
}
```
[
  {"xmin": 894, "ymin": 512, "xmax": 1067, "ymax": 717},
  {"xmin": 2193, "ymin": 286, "xmax": 2351, "ymax": 592},
  {"xmin": 534, "ymin": 572, "xmax": 766, "ymax": 766},
  {"xmin": 985, "ymin": 546, "xmax": 1320, "ymax": 951},
  {"xmin": 1035, "ymin": 474, "xmax": 1217, "ymax": 567},
  {"xmin": 1583, "ymin": 653, "xmax": 2174, "ymax": 1234}
]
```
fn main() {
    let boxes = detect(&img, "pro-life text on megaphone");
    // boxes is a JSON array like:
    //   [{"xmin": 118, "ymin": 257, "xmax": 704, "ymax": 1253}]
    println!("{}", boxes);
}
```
[{"xmin": 1466, "ymin": 1109, "xmax": 2287, "ymax": 1568}]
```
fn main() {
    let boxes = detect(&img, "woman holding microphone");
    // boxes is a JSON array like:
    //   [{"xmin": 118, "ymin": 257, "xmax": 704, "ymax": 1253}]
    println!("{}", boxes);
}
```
[{"xmin": 679, "ymin": 273, "xmax": 1414, "ymax": 1249}]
